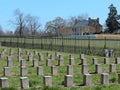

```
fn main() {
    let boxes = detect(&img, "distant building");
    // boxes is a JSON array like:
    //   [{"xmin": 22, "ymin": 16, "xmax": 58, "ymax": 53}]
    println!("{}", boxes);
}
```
[
  {"xmin": 72, "ymin": 18, "xmax": 102, "ymax": 35},
  {"xmin": 56, "ymin": 27, "xmax": 73, "ymax": 36}
]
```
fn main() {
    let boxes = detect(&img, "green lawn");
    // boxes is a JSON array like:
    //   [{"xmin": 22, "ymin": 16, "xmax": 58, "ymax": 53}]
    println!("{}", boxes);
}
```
[
  {"xmin": 0, "ymin": 46, "xmax": 120, "ymax": 90},
  {"xmin": 0, "ymin": 37, "xmax": 120, "ymax": 56},
  {"xmin": 0, "ymin": 37, "xmax": 119, "ymax": 49}
]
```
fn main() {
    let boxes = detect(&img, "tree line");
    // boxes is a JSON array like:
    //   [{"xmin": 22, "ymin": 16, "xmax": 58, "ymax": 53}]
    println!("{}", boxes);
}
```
[
  {"xmin": 0, "ymin": 4, "xmax": 120, "ymax": 36},
  {"xmin": 0, "ymin": 8, "xmax": 88, "ymax": 36}
]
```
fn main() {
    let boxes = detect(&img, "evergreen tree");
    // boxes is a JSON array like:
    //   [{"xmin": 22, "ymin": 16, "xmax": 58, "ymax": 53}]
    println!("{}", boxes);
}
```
[{"xmin": 106, "ymin": 4, "xmax": 120, "ymax": 33}]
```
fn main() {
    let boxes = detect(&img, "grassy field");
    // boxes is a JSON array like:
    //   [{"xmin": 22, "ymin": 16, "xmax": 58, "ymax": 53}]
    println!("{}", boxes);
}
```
[
  {"xmin": 0, "ymin": 36, "xmax": 120, "ymax": 56},
  {"xmin": 0, "ymin": 46, "xmax": 120, "ymax": 90},
  {"xmin": 0, "ymin": 36, "xmax": 119, "ymax": 48}
]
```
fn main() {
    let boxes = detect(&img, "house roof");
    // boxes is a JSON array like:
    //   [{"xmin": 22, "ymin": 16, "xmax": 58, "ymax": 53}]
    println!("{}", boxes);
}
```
[{"xmin": 73, "ymin": 20, "xmax": 88, "ymax": 28}]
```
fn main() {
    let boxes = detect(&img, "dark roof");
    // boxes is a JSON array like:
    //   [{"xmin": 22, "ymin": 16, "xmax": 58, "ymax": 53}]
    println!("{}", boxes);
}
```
[{"xmin": 73, "ymin": 20, "xmax": 88, "ymax": 28}]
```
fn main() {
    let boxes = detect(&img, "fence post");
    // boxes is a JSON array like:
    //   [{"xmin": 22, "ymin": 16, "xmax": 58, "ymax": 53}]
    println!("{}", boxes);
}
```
[
  {"xmin": 20, "ymin": 37, "xmax": 22, "ymax": 48},
  {"xmin": 3, "ymin": 36, "xmax": 5, "ymax": 45},
  {"xmin": 104, "ymin": 37, "xmax": 106, "ymax": 49},
  {"xmin": 32, "ymin": 36, "xmax": 34, "ymax": 49},
  {"xmin": 74, "ymin": 36, "xmax": 77, "ymax": 53},
  {"xmin": 55, "ymin": 37, "xmax": 56, "ymax": 51},
  {"xmin": 40, "ymin": 37, "xmax": 42, "ymax": 49},
  {"xmin": 70, "ymin": 37, "xmax": 72, "ymax": 53},
  {"xmin": 82, "ymin": 38, "xmax": 84, "ymax": 54},
  {"xmin": 65, "ymin": 37, "xmax": 67, "ymax": 53},
  {"xmin": 24, "ymin": 36, "xmax": 25, "ymax": 48},
  {"xmin": 45, "ymin": 37, "xmax": 47, "ymax": 50},
  {"xmin": 62, "ymin": 36, "xmax": 64, "ymax": 52},
  {"xmin": 88, "ymin": 37, "xmax": 90, "ymax": 55},
  {"xmin": 51, "ymin": 38, "xmax": 53, "ymax": 51},
  {"xmin": 10, "ymin": 36, "xmax": 12, "ymax": 47},
  {"xmin": 17, "ymin": 36, "xmax": 19, "ymax": 48}
]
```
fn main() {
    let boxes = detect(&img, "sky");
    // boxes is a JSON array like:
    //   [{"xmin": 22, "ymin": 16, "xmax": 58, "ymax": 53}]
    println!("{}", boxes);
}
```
[{"xmin": 0, "ymin": 0, "xmax": 120, "ymax": 32}]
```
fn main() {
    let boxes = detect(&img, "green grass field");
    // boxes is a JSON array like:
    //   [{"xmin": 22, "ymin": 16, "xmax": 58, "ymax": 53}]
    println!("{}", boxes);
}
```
[
  {"xmin": 0, "ymin": 46, "xmax": 120, "ymax": 90},
  {"xmin": 0, "ymin": 37, "xmax": 120, "ymax": 56},
  {"xmin": 0, "ymin": 37, "xmax": 119, "ymax": 48}
]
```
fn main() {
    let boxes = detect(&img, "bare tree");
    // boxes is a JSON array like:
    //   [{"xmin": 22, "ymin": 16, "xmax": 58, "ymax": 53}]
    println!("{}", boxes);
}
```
[
  {"xmin": 56, "ymin": 27, "xmax": 73, "ymax": 36},
  {"xmin": 45, "ymin": 17, "xmax": 66, "ymax": 36},
  {"xmin": 5, "ymin": 30, "xmax": 13, "ymax": 36},
  {"xmin": 14, "ymin": 26, "xmax": 30, "ymax": 36},
  {"xmin": 25, "ymin": 14, "xmax": 41, "ymax": 36},
  {"xmin": 45, "ymin": 21, "xmax": 56, "ymax": 35},
  {"xmin": 13, "ymin": 9, "xmax": 25, "ymax": 36},
  {"xmin": 66, "ymin": 14, "xmax": 88, "ymax": 27},
  {"xmin": 0, "ymin": 25, "xmax": 4, "ymax": 35}
]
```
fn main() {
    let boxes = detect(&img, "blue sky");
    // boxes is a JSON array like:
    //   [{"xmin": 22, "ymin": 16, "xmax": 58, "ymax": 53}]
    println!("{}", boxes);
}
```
[{"xmin": 0, "ymin": 0, "xmax": 120, "ymax": 31}]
